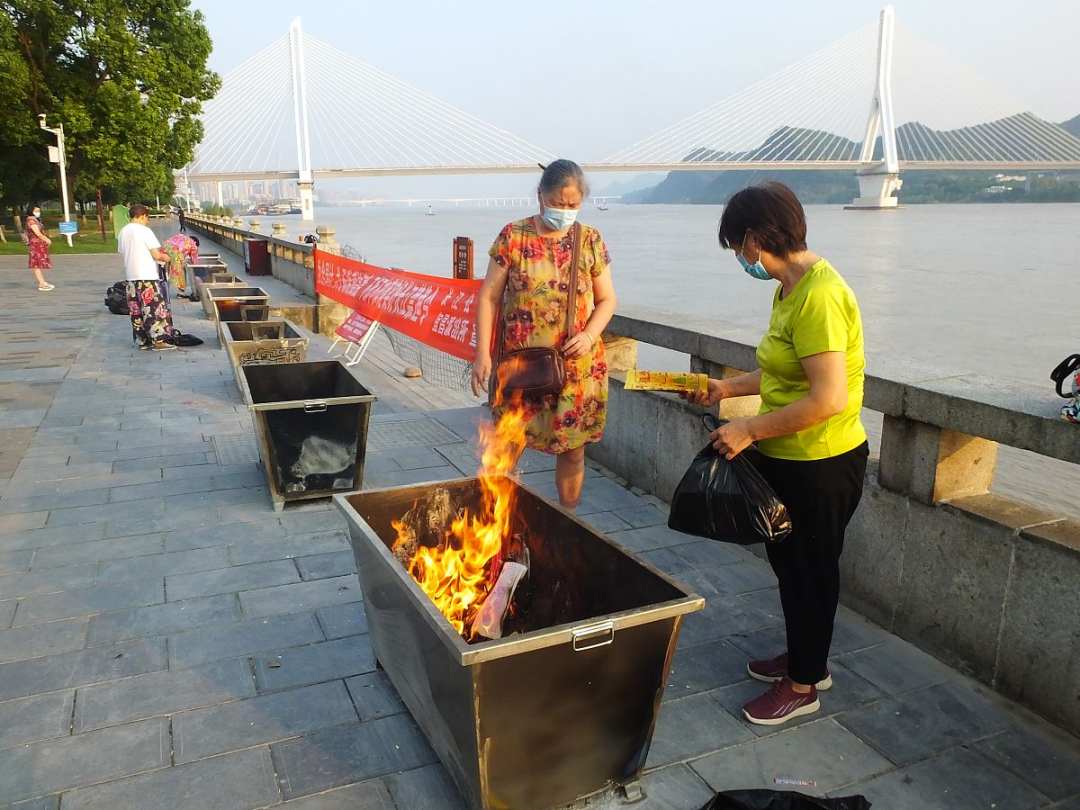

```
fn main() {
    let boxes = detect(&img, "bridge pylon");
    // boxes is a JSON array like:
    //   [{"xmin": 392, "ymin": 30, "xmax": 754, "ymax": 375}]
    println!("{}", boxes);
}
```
[
  {"xmin": 849, "ymin": 5, "xmax": 902, "ymax": 209},
  {"xmin": 289, "ymin": 18, "xmax": 316, "ymax": 221}
]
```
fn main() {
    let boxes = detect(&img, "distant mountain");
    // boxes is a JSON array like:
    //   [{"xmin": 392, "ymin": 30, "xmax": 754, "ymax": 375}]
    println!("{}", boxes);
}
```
[{"xmin": 1061, "ymin": 114, "xmax": 1080, "ymax": 138}]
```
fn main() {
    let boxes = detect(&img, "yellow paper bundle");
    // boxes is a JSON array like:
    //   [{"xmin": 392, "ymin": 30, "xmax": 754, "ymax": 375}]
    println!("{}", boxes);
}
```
[{"xmin": 624, "ymin": 370, "xmax": 709, "ymax": 394}]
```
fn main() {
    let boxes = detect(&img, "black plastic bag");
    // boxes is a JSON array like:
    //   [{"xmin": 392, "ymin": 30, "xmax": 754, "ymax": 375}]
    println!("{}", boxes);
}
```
[
  {"xmin": 699, "ymin": 789, "xmax": 870, "ymax": 810},
  {"xmin": 104, "ymin": 282, "xmax": 129, "ymax": 315},
  {"xmin": 668, "ymin": 414, "xmax": 792, "ymax": 545}
]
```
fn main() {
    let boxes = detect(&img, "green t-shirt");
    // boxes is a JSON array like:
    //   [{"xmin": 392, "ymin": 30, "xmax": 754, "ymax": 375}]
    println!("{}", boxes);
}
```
[{"xmin": 755, "ymin": 258, "xmax": 866, "ymax": 461}]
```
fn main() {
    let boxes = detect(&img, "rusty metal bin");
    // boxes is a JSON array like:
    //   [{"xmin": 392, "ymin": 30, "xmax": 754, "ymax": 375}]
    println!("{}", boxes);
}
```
[
  {"xmin": 222, "ymin": 320, "xmax": 310, "ymax": 396},
  {"xmin": 335, "ymin": 479, "xmax": 704, "ymax": 810},
  {"xmin": 207, "ymin": 287, "xmax": 271, "ymax": 322},
  {"xmin": 199, "ymin": 278, "xmax": 248, "ymax": 315},
  {"xmin": 187, "ymin": 262, "xmax": 228, "ymax": 301},
  {"xmin": 241, "ymin": 361, "xmax": 375, "ymax": 512}
]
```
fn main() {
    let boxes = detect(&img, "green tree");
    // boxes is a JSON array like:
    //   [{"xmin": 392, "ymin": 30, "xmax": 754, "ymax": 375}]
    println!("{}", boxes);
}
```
[{"xmin": 0, "ymin": 0, "xmax": 219, "ymax": 222}]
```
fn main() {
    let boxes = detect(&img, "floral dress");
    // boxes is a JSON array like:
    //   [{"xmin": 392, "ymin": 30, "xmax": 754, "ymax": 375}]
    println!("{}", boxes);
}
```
[
  {"xmin": 26, "ymin": 216, "xmax": 52, "ymax": 271},
  {"xmin": 489, "ymin": 217, "xmax": 612, "ymax": 454}
]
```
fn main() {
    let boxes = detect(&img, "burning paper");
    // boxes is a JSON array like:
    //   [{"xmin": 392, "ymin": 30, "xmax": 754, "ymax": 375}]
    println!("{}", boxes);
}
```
[
  {"xmin": 625, "ymin": 370, "xmax": 708, "ymax": 395},
  {"xmin": 470, "ymin": 561, "xmax": 528, "ymax": 640}
]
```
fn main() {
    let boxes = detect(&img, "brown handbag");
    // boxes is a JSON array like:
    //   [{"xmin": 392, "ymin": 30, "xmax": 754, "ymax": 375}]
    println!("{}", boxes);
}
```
[{"xmin": 491, "ymin": 221, "xmax": 582, "ymax": 402}]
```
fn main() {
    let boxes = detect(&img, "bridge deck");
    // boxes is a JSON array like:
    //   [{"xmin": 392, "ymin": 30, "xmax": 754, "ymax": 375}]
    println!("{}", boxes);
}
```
[{"xmin": 0, "ymin": 248, "xmax": 1078, "ymax": 809}]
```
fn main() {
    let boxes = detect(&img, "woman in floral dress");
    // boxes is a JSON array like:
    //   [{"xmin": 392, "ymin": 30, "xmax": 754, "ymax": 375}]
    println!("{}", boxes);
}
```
[
  {"xmin": 25, "ymin": 204, "xmax": 54, "ymax": 291},
  {"xmin": 471, "ymin": 160, "xmax": 617, "ymax": 509}
]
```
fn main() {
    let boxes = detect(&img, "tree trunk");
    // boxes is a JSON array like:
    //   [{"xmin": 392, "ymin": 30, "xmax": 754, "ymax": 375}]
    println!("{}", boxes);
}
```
[{"xmin": 96, "ymin": 188, "xmax": 107, "ymax": 241}]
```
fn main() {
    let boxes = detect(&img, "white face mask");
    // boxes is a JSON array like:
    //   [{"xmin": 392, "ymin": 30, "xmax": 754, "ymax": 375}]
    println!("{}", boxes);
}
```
[
  {"xmin": 33, "ymin": 210, "xmax": 41, "ymax": 218},
  {"xmin": 541, "ymin": 206, "xmax": 578, "ymax": 231}
]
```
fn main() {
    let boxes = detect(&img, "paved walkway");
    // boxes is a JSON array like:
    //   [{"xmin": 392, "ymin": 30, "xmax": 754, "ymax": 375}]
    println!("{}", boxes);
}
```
[{"xmin": 1, "ymin": 248, "xmax": 1079, "ymax": 810}]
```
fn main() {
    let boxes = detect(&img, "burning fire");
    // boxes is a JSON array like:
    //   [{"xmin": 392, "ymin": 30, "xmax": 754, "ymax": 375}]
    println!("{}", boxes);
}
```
[{"xmin": 392, "ymin": 405, "xmax": 528, "ymax": 635}]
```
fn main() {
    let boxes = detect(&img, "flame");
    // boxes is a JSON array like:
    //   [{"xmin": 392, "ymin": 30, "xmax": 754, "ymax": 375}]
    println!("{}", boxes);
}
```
[{"xmin": 392, "ymin": 403, "xmax": 528, "ymax": 635}]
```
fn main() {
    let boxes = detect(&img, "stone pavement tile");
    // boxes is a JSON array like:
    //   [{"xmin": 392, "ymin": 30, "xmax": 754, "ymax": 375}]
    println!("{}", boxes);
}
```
[
  {"xmin": 393, "ymin": 446, "xmax": 454, "ymax": 471},
  {"xmin": 0, "ymin": 599, "xmax": 14, "ymax": 628},
  {"xmin": 277, "ymin": 780, "xmax": 396, "ymax": 809},
  {"xmin": 834, "ymin": 637, "xmax": 960, "ymax": 695},
  {"xmin": 383, "ymin": 764, "xmax": 466, "ymax": 810},
  {"xmin": 163, "ymin": 519, "xmax": 284, "ymax": 552},
  {"xmin": 169, "ymin": 613, "xmax": 324, "ymax": 669},
  {"xmin": 296, "ymin": 551, "xmax": 356, "ymax": 580},
  {"xmin": 280, "ymin": 510, "xmax": 346, "ymax": 535},
  {"xmin": 87, "ymin": 592, "xmax": 239, "ymax": 646},
  {"xmin": 836, "ymin": 680, "xmax": 1013, "ymax": 766},
  {"xmin": 581, "ymin": 511, "xmax": 632, "ymax": 533},
  {"xmin": 0, "ymin": 717, "xmax": 167, "ymax": 805},
  {"xmin": 0, "ymin": 523, "xmax": 107, "ymax": 553},
  {"xmin": 634, "ymin": 764, "xmax": 714, "ymax": 810},
  {"xmin": 690, "ymin": 718, "xmax": 892, "ymax": 796},
  {"xmin": 975, "ymin": 722, "xmax": 1080, "ymax": 801},
  {"xmin": 48, "ymin": 500, "xmax": 163, "ymax": 529},
  {"xmin": 0, "ymin": 489, "xmax": 110, "ymax": 516},
  {"xmin": 3, "ymin": 796, "xmax": 59, "ymax": 810},
  {"xmin": 0, "ymin": 691, "xmax": 75, "ymax": 751},
  {"xmin": 175, "ymin": 680, "xmax": 356, "ymax": 763},
  {"xmin": 0, "ymin": 617, "xmax": 88, "ymax": 663},
  {"xmin": 228, "ymin": 531, "xmax": 349, "ymax": 566},
  {"xmin": 363, "ymin": 466, "xmax": 460, "ymax": 489},
  {"xmin": 31, "ymin": 533, "xmax": 164, "ymax": 569},
  {"xmin": 619, "ymin": 504, "xmax": 669, "ymax": 529},
  {"xmin": 646, "ymin": 691, "xmax": 754, "ymax": 768},
  {"xmin": 0, "ymin": 549, "xmax": 33, "ymax": 575},
  {"xmin": 255, "ymin": 635, "xmax": 376, "ymax": 692},
  {"xmin": 609, "ymin": 526, "xmax": 702, "ymax": 554},
  {"xmin": 163, "ymin": 485, "xmax": 268, "ymax": 514},
  {"xmin": 316, "ymin": 602, "xmax": 368, "ymax": 640},
  {"xmin": 677, "ymin": 595, "xmax": 780, "ymax": 649},
  {"xmin": 736, "ymin": 587, "xmax": 783, "ymax": 619},
  {"xmin": 116, "ymin": 452, "xmax": 212, "ymax": 472},
  {"xmin": 239, "ymin": 574, "xmax": 362, "ymax": 619},
  {"xmin": 1050, "ymin": 797, "xmax": 1080, "ymax": 810},
  {"xmin": 272, "ymin": 714, "xmax": 438, "ymax": 799},
  {"xmin": 12, "ymin": 580, "xmax": 163, "ymax": 626},
  {"xmin": 0, "ymin": 511, "xmax": 48, "ymax": 535},
  {"xmin": 166, "ymin": 559, "xmax": 300, "ymax": 601},
  {"xmin": 59, "ymin": 747, "xmax": 280, "ymax": 810},
  {"xmin": 669, "ymin": 539, "xmax": 758, "ymax": 569},
  {"xmin": 98, "ymin": 547, "xmax": 229, "ymax": 581},
  {"xmin": 665, "ymin": 640, "xmax": 750, "ymax": 700},
  {"xmin": 74, "ymin": 658, "xmax": 255, "ymax": 732},
  {"xmin": 847, "ymin": 746, "xmax": 1049, "ymax": 810},
  {"xmin": 345, "ymin": 672, "xmax": 406, "ymax": 722},
  {"xmin": 0, "ymin": 563, "xmax": 98, "ymax": 599}
]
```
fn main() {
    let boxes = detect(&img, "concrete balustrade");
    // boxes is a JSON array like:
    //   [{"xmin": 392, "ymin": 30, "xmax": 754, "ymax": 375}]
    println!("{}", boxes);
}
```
[{"xmin": 183, "ymin": 212, "xmax": 1080, "ymax": 735}]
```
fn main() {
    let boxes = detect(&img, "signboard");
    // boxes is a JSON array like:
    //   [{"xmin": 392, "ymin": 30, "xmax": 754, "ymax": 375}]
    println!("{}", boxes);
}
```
[
  {"xmin": 452, "ymin": 236, "xmax": 474, "ymax": 280},
  {"xmin": 335, "ymin": 311, "xmax": 375, "ymax": 344},
  {"xmin": 314, "ymin": 248, "xmax": 483, "ymax": 362},
  {"xmin": 48, "ymin": 146, "xmax": 60, "ymax": 164},
  {"xmin": 58, "ymin": 221, "xmax": 78, "ymax": 235}
]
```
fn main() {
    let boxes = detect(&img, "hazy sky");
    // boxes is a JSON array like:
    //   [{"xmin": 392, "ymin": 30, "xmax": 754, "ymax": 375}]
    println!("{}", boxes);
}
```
[{"xmin": 189, "ymin": 0, "xmax": 1079, "ymax": 197}]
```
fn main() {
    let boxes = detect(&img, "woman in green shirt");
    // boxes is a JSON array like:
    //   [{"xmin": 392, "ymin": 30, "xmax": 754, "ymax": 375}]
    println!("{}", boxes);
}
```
[{"xmin": 691, "ymin": 182, "xmax": 869, "ymax": 726}]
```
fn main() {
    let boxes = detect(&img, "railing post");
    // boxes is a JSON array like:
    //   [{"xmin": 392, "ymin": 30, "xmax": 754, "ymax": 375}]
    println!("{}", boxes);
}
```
[
  {"xmin": 879, "ymin": 415, "xmax": 998, "ymax": 504},
  {"xmin": 313, "ymin": 226, "xmax": 349, "ymax": 336},
  {"xmin": 272, "ymin": 223, "xmax": 287, "ymax": 240},
  {"xmin": 248, "ymin": 218, "xmax": 261, "ymax": 233},
  {"xmin": 315, "ymin": 225, "xmax": 339, "ymax": 255}
]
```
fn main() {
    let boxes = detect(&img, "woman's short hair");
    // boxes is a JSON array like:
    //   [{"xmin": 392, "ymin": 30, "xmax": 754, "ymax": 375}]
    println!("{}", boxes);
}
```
[
  {"xmin": 718, "ymin": 182, "xmax": 807, "ymax": 256},
  {"xmin": 129, "ymin": 203, "xmax": 150, "ymax": 219},
  {"xmin": 538, "ymin": 159, "xmax": 590, "ymax": 199}
]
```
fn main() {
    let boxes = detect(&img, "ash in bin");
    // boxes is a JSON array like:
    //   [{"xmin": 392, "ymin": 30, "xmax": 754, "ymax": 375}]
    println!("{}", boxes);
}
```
[
  {"xmin": 285, "ymin": 434, "xmax": 357, "ymax": 493},
  {"xmin": 393, "ymin": 487, "xmax": 455, "ymax": 566}
]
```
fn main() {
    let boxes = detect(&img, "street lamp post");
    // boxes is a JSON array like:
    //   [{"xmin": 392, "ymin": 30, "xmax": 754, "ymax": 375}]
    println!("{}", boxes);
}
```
[{"xmin": 38, "ymin": 115, "xmax": 74, "ymax": 247}]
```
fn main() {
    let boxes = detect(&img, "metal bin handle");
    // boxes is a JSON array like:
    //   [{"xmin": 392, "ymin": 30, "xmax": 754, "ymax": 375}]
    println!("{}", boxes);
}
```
[
  {"xmin": 303, "ymin": 401, "xmax": 327, "ymax": 413},
  {"xmin": 572, "ymin": 621, "xmax": 615, "ymax": 652}
]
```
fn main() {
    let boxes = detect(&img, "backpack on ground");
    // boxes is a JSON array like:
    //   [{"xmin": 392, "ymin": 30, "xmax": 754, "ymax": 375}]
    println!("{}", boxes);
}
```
[{"xmin": 104, "ymin": 282, "xmax": 129, "ymax": 315}]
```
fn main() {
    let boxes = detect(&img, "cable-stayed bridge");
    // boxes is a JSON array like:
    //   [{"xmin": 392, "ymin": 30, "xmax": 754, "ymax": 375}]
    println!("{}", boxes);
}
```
[{"xmin": 182, "ymin": 7, "xmax": 1080, "ymax": 217}]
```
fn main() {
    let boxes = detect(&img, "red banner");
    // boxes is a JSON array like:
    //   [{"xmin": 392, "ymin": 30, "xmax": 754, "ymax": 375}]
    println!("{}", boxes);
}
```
[{"xmin": 314, "ymin": 247, "xmax": 482, "ymax": 361}]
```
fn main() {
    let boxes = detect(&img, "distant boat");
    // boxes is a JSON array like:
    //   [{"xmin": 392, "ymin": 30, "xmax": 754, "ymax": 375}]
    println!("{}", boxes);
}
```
[
  {"xmin": 426, "ymin": 204, "xmax": 436, "ymax": 216},
  {"xmin": 596, "ymin": 201, "xmax": 609, "ymax": 211}
]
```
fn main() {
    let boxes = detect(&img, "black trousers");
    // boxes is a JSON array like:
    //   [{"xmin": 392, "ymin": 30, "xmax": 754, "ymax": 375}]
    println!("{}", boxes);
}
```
[{"xmin": 750, "ymin": 442, "xmax": 869, "ymax": 685}]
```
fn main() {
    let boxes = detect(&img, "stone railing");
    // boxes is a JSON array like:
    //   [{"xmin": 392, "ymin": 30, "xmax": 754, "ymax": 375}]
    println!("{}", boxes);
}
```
[{"xmin": 598, "ymin": 308, "xmax": 1079, "ymax": 736}]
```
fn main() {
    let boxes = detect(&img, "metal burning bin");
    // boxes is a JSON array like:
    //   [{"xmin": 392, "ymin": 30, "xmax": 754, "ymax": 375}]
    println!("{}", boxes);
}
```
[
  {"xmin": 335, "ymin": 479, "xmax": 705, "ymax": 810},
  {"xmin": 241, "ymin": 361, "xmax": 375, "ymax": 512},
  {"xmin": 187, "ymin": 262, "xmax": 229, "ymax": 300},
  {"xmin": 207, "ymin": 287, "xmax": 271, "ymax": 323},
  {"xmin": 222, "ymin": 320, "xmax": 310, "ymax": 397}
]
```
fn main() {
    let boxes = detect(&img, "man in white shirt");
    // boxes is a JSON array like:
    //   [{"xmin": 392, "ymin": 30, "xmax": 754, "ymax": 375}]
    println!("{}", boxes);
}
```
[{"xmin": 118, "ymin": 204, "xmax": 177, "ymax": 351}]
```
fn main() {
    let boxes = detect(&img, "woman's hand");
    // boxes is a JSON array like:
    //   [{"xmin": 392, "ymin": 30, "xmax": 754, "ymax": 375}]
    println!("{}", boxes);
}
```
[
  {"xmin": 471, "ymin": 352, "xmax": 492, "ymax": 397},
  {"xmin": 710, "ymin": 417, "xmax": 755, "ymax": 459},
  {"xmin": 562, "ymin": 331, "xmax": 594, "ymax": 359},
  {"xmin": 682, "ymin": 377, "xmax": 727, "ymax": 407}
]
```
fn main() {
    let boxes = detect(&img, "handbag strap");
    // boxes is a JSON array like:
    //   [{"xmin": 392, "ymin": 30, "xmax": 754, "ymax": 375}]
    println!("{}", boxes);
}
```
[{"xmin": 564, "ymin": 221, "xmax": 581, "ymax": 341}]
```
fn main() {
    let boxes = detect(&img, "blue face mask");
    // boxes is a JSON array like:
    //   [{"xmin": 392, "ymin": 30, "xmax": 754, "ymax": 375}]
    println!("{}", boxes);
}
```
[
  {"xmin": 541, "ymin": 206, "xmax": 578, "ymax": 231},
  {"xmin": 736, "ymin": 232, "xmax": 771, "ymax": 280},
  {"xmin": 737, "ymin": 253, "xmax": 772, "ymax": 281}
]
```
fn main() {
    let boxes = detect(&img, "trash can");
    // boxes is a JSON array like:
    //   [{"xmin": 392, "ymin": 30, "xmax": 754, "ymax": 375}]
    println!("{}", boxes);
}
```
[
  {"xmin": 188, "ymin": 262, "xmax": 228, "ymax": 301},
  {"xmin": 203, "ymin": 285, "xmax": 268, "ymax": 319},
  {"xmin": 240, "ymin": 360, "xmax": 375, "ymax": 512},
  {"xmin": 222, "ymin": 320, "xmax": 311, "ymax": 397},
  {"xmin": 244, "ymin": 239, "xmax": 271, "ymax": 276}
]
